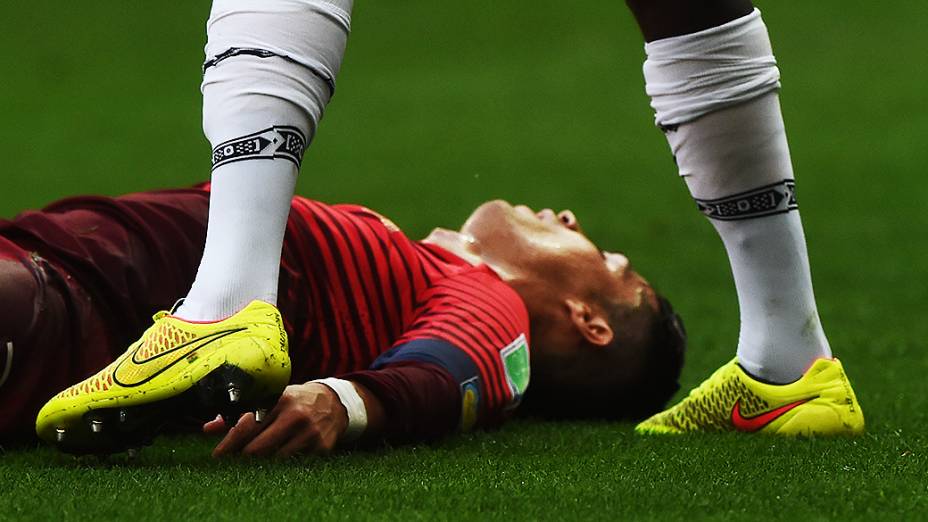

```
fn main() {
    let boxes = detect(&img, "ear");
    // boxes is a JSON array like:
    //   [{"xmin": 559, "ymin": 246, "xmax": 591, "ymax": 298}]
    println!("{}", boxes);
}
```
[{"xmin": 564, "ymin": 299, "xmax": 614, "ymax": 347}]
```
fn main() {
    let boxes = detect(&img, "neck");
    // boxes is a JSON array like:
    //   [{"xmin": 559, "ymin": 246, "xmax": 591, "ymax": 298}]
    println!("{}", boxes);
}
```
[
  {"xmin": 422, "ymin": 228, "xmax": 480, "ymax": 264},
  {"xmin": 422, "ymin": 228, "xmax": 514, "ymax": 280}
]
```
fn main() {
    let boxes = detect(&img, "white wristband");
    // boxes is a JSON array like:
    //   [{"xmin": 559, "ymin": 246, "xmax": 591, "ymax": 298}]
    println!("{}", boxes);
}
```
[{"xmin": 311, "ymin": 377, "xmax": 368, "ymax": 442}]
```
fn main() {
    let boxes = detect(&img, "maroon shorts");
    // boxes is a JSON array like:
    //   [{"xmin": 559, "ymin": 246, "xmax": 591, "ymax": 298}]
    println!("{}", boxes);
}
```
[{"xmin": 0, "ymin": 189, "xmax": 213, "ymax": 441}]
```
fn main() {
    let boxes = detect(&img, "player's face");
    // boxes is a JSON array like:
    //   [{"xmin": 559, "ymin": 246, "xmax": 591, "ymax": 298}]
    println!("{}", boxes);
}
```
[{"xmin": 461, "ymin": 200, "xmax": 652, "ymax": 310}]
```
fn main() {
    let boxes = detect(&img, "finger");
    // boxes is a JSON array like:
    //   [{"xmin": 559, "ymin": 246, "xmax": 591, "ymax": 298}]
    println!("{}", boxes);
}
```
[
  {"xmin": 274, "ymin": 428, "xmax": 320, "ymax": 458},
  {"xmin": 213, "ymin": 396, "xmax": 288, "ymax": 457},
  {"xmin": 212, "ymin": 412, "xmax": 266, "ymax": 458},
  {"xmin": 202, "ymin": 415, "xmax": 227, "ymax": 434},
  {"xmin": 242, "ymin": 414, "xmax": 301, "ymax": 457}
]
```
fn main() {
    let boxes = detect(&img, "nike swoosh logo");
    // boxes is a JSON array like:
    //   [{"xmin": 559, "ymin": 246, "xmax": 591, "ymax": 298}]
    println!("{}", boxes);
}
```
[
  {"xmin": 730, "ymin": 398, "xmax": 814, "ymax": 432},
  {"xmin": 113, "ymin": 328, "xmax": 245, "ymax": 387}
]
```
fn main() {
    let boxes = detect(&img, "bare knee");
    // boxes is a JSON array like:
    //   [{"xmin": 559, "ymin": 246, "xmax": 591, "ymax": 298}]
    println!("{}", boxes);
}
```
[{"xmin": 625, "ymin": 0, "xmax": 754, "ymax": 42}]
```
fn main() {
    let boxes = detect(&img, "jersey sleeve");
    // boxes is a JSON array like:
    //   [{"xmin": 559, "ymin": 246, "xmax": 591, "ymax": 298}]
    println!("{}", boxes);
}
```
[
  {"xmin": 339, "ymin": 361, "xmax": 461, "ymax": 443},
  {"xmin": 370, "ymin": 268, "xmax": 531, "ymax": 430}
]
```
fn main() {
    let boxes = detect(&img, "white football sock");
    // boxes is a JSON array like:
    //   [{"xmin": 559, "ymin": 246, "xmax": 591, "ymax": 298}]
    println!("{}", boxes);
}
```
[
  {"xmin": 642, "ymin": 9, "xmax": 831, "ymax": 383},
  {"xmin": 175, "ymin": 0, "xmax": 352, "ymax": 321}
]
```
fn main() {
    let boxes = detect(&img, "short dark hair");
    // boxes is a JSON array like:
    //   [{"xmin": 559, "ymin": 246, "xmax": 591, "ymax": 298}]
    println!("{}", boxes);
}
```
[{"xmin": 519, "ymin": 293, "xmax": 687, "ymax": 421}]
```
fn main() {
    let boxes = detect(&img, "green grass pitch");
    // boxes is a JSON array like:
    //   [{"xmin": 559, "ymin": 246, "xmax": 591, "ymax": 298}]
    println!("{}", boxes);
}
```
[{"xmin": 1, "ymin": 1, "xmax": 927, "ymax": 520}]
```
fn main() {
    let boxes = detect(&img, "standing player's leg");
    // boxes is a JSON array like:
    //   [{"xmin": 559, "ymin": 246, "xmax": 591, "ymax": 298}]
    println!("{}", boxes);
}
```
[
  {"xmin": 34, "ymin": 0, "xmax": 353, "ymax": 454},
  {"xmin": 177, "ymin": 0, "xmax": 352, "ymax": 321},
  {"xmin": 625, "ymin": 0, "xmax": 864, "ymax": 435}
]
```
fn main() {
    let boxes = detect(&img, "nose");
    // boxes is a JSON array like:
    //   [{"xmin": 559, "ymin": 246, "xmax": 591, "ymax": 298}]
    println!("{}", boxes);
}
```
[
  {"xmin": 557, "ymin": 210, "xmax": 578, "ymax": 231},
  {"xmin": 609, "ymin": 251, "xmax": 630, "ymax": 272}
]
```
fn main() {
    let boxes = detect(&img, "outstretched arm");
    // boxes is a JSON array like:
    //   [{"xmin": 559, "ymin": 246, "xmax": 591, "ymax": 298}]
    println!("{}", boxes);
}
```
[
  {"xmin": 204, "ymin": 378, "xmax": 386, "ymax": 457},
  {"xmin": 204, "ymin": 270, "xmax": 531, "ymax": 457},
  {"xmin": 204, "ymin": 361, "xmax": 462, "ymax": 457}
]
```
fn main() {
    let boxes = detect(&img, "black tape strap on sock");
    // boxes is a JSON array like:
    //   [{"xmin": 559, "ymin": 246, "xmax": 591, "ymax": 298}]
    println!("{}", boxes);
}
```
[
  {"xmin": 694, "ymin": 179, "xmax": 798, "ymax": 221},
  {"xmin": 203, "ymin": 47, "xmax": 335, "ymax": 95},
  {"xmin": 203, "ymin": 47, "xmax": 289, "ymax": 71},
  {"xmin": 211, "ymin": 126, "xmax": 306, "ymax": 170}
]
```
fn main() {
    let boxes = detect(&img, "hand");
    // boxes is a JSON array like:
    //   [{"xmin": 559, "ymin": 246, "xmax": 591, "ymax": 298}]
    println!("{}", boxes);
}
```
[{"xmin": 204, "ymin": 382, "xmax": 348, "ymax": 458}]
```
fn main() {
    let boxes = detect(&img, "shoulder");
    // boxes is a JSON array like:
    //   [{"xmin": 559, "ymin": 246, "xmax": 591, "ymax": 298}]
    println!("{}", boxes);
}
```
[
  {"xmin": 330, "ymin": 203, "xmax": 403, "ymax": 233},
  {"xmin": 424, "ymin": 266, "xmax": 530, "ymax": 339},
  {"xmin": 384, "ymin": 267, "xmax": 531, "ymax": 418}
]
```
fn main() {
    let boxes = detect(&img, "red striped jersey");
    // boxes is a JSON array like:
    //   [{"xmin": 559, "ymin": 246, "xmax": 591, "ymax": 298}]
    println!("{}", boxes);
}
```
[{"xmin": 277, "ymin": 198, "xmax": 531, "ymax": 428}]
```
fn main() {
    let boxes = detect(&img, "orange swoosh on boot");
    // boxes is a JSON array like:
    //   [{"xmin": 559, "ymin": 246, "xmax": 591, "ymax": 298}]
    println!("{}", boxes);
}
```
[{"xmin": 730, "ymin": 398, "xmax": 813, "ymax": 432}]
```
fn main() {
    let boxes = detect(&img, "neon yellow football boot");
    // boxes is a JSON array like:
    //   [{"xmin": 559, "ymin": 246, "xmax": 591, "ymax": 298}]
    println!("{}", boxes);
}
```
[
  {"xmin": 36, "ymin": 300, "xmax": 290, "ymax": 455},
  {"xmin": 636, "ymin": 357, "xmax": 864, "ymax": 436}
]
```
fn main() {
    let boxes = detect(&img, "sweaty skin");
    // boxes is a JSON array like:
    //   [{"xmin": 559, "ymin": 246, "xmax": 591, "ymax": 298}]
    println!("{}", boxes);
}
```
[
  {"xmin": 425, "ymin": 201, "xmax": 642, "ymax": 301},
  {"xmin": 425, "ymin": 200, "xmax": 657, "ymax": 373}
]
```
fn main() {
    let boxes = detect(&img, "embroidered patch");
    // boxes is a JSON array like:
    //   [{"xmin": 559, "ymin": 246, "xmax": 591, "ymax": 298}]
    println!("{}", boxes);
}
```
[
  {"xmin": 500, "ymin": 334, "xmax": 530, "ymax": 408},
  {"xmin": 694, "ymin": 179, "xmax": 797, "ymax": 221},
  {"xmin": 460, "ymin": 377, "xmax": 480, "ymax": 431}
]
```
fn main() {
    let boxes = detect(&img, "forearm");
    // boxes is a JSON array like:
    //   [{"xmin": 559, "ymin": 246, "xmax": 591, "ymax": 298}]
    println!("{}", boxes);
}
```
[
  {"xmin": 347, "ymin": 381, "xmax": 386, "ymax": 442},
  {"xmin": 342, "ymin": 362, "xmax": 462, "ymax": 444}
]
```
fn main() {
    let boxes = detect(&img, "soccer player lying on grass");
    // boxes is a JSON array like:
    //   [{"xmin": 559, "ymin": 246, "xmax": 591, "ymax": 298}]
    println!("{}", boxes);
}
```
[
  {"xmin": 0, "ymin": 187, "xmax": 686, "ymax": 456},
  {"xmin": 172, "ymin": 0, "xmax": 864, "ymax": 441}
]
